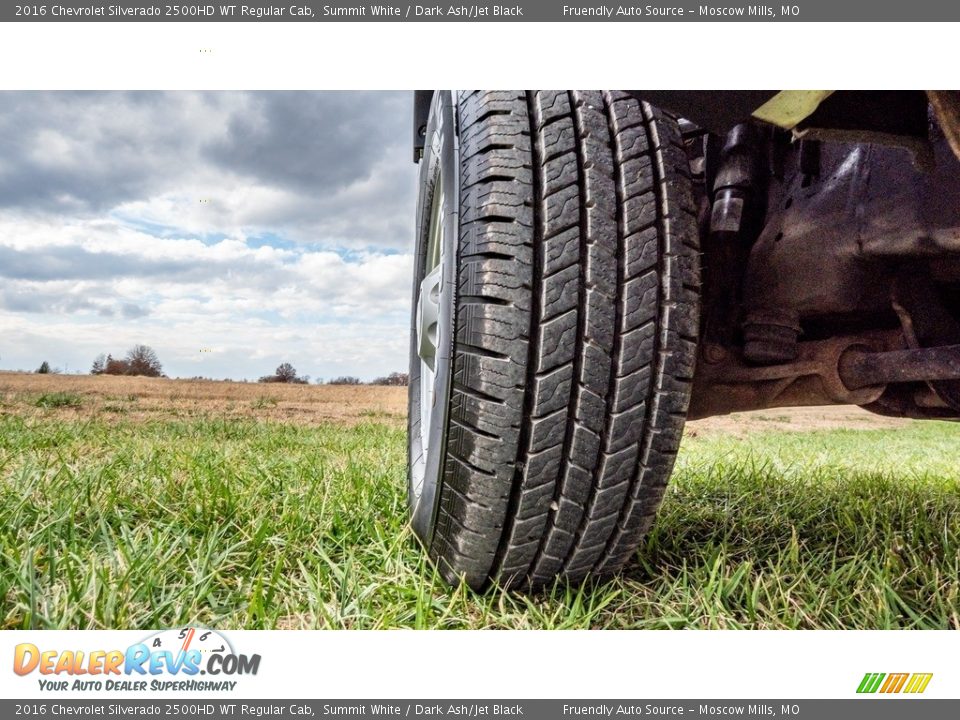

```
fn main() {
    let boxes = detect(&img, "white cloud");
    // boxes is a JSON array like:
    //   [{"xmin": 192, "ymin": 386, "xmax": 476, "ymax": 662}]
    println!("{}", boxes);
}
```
[{"xmin": 0, "ymin": 91, "xmax": 418, "ymax": 380}]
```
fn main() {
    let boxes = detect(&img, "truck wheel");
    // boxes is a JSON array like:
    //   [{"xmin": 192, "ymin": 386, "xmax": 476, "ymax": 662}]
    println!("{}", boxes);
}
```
[{"xmin": 408, "ymin": 91, "xmax": 700, "ymax": 590}]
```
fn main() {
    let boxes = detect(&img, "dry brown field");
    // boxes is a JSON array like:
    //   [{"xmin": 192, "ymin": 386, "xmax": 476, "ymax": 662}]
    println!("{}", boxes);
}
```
[
  {"xmin": 0, "ymin": 370, "xmax": 910, "ymax": 433},
  {"xmin": 0, "ymin": 371, "xmax": 406, "ymax": 425}
]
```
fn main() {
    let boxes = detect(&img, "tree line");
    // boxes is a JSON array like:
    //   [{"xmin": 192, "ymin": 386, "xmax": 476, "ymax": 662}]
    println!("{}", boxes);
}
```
[
  {"xmin": 90, "ymin": 345, "xmax": 164, "ymax": 377},
  {"xmin": 258, "ymin": 364, "xmax": 408, "ymax": 386},
  {"xmin": 31, "ymin": 347, "xmax": 409, "ymax": 386}
]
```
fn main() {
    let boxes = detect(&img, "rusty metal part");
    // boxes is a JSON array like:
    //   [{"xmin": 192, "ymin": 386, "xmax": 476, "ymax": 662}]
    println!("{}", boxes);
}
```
[
  {"xmin": 892, "ymin": 275, "xmax": 960, "ymax": 411},
  {"xmin": 928, "ymin": 91, "xmax": 960, "ymax": 162},
  {"xmin": 914, "ymin": 386, "xmax": 953, "ymax": 409},
  {"xmin": 743, "ymin": 308, "xmax": 801, "ymax": 365},
  {"xmin": 863, "ymin": 391, "xmax": 960, "ymax": 421},
  {"xmin": 838, "ymin": 345, "xmax": 960, "ymax": 390},
  {"xmin": 702, "ymin": 343, "xmax": 727, "ymax": 365},
  {"xmin": 688, "ymin": 335, "xmax": 893, "ymax": 420}
]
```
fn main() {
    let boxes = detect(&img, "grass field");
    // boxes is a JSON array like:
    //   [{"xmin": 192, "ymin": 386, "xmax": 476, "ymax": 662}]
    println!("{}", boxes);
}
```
[{"xmin": 1, "ymin": 372, "xmax": 957, "ymax": 629}]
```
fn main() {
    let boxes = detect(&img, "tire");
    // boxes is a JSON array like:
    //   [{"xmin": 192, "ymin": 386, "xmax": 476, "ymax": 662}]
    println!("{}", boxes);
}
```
[{"xmin": 408, "ymin": 91, "xmax": 700, "ymax": 590}]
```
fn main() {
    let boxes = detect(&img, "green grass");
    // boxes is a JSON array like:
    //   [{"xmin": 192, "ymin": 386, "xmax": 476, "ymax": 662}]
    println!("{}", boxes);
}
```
[
  {"xmin": 33, "ymin": 392, "xmax": 83, "ymax": 409},
  {"xmin": 0, "ymin": 413, "xmax": 957, "ymax": 629}
]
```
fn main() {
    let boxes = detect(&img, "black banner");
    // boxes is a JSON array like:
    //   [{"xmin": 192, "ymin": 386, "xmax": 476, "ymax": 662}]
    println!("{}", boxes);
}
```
[
  {"xmin": 3, "ymin": 0, "xmax": 960, "ymax": 22},
  {"xmin": 2, "ymin": 700, "xmax": 959, "ymax": 719}
]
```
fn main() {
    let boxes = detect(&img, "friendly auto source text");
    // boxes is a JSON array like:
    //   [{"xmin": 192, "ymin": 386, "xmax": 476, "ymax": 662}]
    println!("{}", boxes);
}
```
[
  {"xmin": 562, "ymin": 705, "xmax": 787, "ymax": 716},
  {"xmin": 562, "ymin": 5, "xmax": 788, "ymax": 17}
]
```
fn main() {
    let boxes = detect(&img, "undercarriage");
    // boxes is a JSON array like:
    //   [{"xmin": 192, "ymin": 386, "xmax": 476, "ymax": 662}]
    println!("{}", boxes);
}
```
[{"xmin": 648, "ymin": 90, "xmax": 960, "ymax": 421}]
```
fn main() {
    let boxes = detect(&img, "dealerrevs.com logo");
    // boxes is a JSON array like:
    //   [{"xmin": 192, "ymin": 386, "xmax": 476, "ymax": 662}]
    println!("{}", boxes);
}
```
[
  {"xmin": 13, "ymin": 627, "xmax": 261, "ymax": 693},
  {"xmin": 857, "ymin": 673, "xmax": 933, "ymax": 694}
]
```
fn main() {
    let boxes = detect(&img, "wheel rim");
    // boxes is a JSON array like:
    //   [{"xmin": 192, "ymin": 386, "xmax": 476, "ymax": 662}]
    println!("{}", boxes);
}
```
[{"xmin": 413, "ymin": 178, "xmax": 445, "ymax": 500}]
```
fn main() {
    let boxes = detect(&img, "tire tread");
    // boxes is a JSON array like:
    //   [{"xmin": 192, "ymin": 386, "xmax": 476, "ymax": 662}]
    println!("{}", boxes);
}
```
[{"xmin": 426, "ymin": 91, "xmax": 700, "ymax": 589}]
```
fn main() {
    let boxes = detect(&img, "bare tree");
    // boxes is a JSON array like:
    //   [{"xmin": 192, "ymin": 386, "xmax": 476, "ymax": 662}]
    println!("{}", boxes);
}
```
[
  {"xmin": 275, "ymin": 362, "xmax": 298, "ymax": 382},
  {"xmin": 125, "ymin": 345, "xmax": 163, "ymax": 377},
  {"xmin": 90, "ymin": 354, "xmax": 106, "ymax": 375},
  {"xmin": 259, "ymin": 362, "xmax": 308, "ymax": 384}
]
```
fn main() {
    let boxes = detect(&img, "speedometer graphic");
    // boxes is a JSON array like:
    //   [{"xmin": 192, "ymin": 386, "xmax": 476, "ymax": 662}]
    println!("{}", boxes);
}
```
[{"xmin": 141, "ymin": 627, "xmax": 234, "ymax": 660}]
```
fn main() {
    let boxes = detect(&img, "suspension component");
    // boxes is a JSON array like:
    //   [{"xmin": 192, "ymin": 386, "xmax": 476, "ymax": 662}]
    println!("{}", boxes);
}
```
[
  {"xmin": 701, "ymin": 123, "xmax": 768, "ymax": 352},
  {"xmin": 839, "ymin": 345, "xmax": 960, "ymax": 390}
]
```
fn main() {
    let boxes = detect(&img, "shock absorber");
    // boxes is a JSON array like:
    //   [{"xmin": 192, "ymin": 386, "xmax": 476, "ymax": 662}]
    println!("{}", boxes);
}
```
[
  {"xmin": 710, "ymin": 123, "xmax": 766, "ymax": 238},
  {"xmin": 702, "ymin": 123, "xmax": 768, "ymax": 352}
]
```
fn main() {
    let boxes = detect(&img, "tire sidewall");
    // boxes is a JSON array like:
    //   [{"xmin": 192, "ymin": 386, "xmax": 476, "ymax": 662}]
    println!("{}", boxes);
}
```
[{"xmin": 408, "ymin": 91, "xmax": 458, "ymax": 546}]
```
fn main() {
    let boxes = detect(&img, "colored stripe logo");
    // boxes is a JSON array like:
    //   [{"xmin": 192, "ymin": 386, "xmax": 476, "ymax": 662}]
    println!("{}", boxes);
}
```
[{"xmin": 857, "ymin": 673, "xmax": 933, "ymax": 694}]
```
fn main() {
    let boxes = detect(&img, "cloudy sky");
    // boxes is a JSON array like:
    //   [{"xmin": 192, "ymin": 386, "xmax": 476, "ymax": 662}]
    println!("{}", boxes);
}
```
[{"xmin": 0, "ymin": 92, "xmax": 417, "ymax": 381}]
